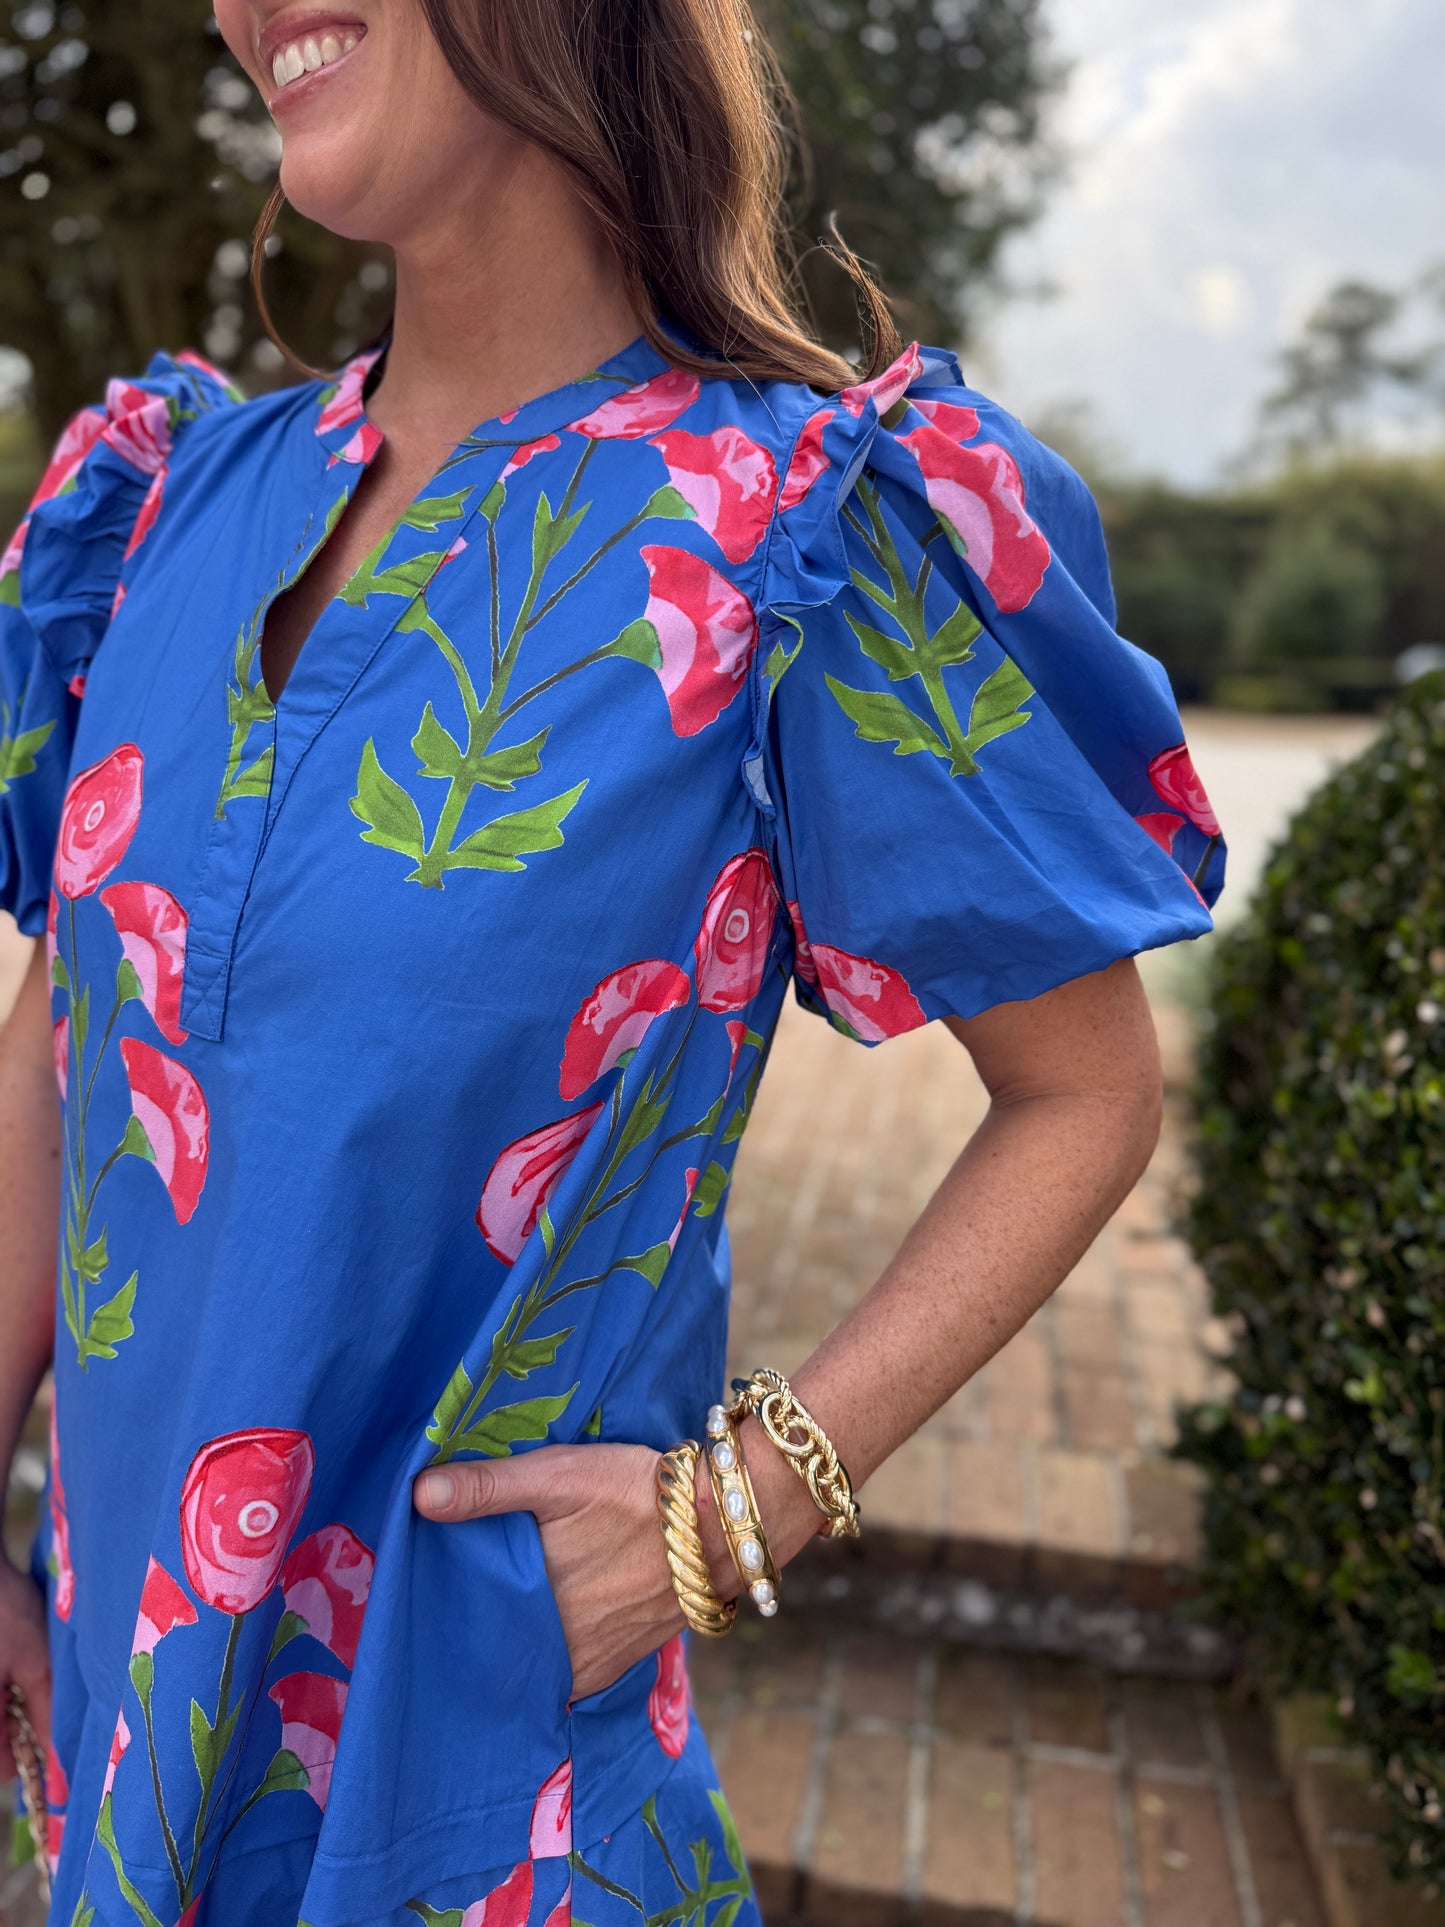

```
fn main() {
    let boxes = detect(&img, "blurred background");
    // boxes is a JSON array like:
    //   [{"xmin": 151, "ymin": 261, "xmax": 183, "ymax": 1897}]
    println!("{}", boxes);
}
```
[{"xmin": 3, "ymin": 2, "xmax": 1444, "ymax": 1924}]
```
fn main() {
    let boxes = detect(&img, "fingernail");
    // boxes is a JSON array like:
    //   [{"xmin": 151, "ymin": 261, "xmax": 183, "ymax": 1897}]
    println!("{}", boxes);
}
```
[{"xmin": 418, "ymin": 1470, "xmax": 454, "ymax": 1511}]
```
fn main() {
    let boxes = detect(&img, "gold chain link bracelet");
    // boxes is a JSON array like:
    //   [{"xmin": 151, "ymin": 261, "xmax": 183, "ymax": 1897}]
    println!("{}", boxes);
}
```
[
  {"xmin": 728, "ymin": 1367, "xmax": 862, "ymax": 1540},
  {"xmin": 656, "ymin": 1441, "xmax": 736, "ymax": 1637}
]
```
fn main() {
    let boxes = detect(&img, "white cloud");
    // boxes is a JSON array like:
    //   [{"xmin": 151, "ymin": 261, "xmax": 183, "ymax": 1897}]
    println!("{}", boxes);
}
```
[{"xmin": 974, "ymin": 0, "xmax": 1445, "ymax": 482}]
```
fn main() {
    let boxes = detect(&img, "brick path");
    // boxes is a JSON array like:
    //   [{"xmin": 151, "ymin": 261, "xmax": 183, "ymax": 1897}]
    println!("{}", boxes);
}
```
[
  {"xmin": 726, "ymin": 992, "xmax": 1225, "ymax": 1599},
  {"xmin": 693, "ymin": 1615, "xmax": 1323, "ymax": 1927}
]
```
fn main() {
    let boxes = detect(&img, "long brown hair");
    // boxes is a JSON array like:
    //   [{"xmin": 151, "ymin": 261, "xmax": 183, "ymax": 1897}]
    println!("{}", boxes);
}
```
[{"xmin": 252, "ymin": 0, "xmax": 900, "ymax": 393}]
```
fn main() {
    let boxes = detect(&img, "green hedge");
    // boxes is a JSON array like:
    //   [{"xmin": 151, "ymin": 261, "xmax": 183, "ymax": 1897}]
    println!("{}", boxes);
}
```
[{"xmin": 1178, "ymin": 674, "xmax": 1445, "ymax": 1886}]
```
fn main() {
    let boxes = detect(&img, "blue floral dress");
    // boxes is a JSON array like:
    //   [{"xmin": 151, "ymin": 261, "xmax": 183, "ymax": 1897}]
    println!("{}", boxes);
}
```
[{"xmin": 0, "ymin": 326, "xmax": 1223, "ymax": 1927}]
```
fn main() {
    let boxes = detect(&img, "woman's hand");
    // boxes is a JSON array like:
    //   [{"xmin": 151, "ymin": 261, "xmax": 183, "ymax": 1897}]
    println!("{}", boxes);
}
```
[
  {"xmin": 0, "ymin": 1557, "xmax": 51, "ymax": 1775},
  {"xmin": 411, "ymin": 1431, "xmax": 821, "ymax": 1701}
]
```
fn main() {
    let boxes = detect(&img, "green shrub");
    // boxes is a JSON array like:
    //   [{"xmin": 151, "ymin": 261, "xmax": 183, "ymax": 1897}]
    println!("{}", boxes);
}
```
[{"xmin": 1177, "ymin": 674, "xmax": 1445, "ymax": 1887}]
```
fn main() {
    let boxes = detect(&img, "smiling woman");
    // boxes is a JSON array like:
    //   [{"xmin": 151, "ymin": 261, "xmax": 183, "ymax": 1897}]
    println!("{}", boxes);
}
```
[{"xmin": 0, "ymin": 0, "xmax": 1223, "ymax": 1922}]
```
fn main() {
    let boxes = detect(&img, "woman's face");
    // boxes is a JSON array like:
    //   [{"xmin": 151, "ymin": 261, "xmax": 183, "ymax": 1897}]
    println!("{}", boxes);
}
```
[{"xmin": 214, "ymin": 0, "xmax": 513, "ymax": 244}]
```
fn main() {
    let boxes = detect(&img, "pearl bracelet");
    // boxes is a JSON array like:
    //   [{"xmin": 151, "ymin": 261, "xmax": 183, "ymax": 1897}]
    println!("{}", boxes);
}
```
[{"xmin": 704, "ymin": 1401, "xmax": 781, "ymax": 1618}]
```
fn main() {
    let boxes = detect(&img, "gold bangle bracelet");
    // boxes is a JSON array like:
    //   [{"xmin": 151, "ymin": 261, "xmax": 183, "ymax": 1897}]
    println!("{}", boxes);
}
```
[
  {"xmin": 656, "ymin": 1442, "xmax": 736, "ymax": 1637},
  {"xmin": 704, "ymin": 1404, "xmax": 781, "ymax": 1617},
  {"xmin": 728, "ymin": 1367, "xmax": 862, "ymax": 1540}
]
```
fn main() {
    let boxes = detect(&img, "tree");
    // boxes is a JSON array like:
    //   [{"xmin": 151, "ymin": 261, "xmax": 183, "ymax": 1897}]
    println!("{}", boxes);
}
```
[
  {"xmin": 1259, "ymin": 271, "xmax": 1445, "ymax": 458},
  {"xmin": 764, "ymin": 0, "xmax": 1058, "ymax": 350}
]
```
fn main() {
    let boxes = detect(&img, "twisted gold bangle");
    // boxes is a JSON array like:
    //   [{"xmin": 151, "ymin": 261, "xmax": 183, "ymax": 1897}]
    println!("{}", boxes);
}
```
[
  {"xmin": 656, "ymin": 1442, "xmax": 736, "ymax": 1637},
  {"xmin": 728, "ymin": 1367, "xmax": 862, "ymax": 1540},
  {"xmin": 704, "ymin": 1405, "xmax": 782, "ymax": 1616}
]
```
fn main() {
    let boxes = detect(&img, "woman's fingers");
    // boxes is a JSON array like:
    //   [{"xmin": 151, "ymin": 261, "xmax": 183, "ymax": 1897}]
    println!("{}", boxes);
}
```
[{"xmin": 412, "ymin": 1443, "xmax": 588, "ymax": 1523}]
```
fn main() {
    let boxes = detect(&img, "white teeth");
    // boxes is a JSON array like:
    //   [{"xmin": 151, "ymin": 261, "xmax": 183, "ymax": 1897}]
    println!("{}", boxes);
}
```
[{"xmin": 270, "ymin": 26, "xmax": 362, "ymax": 88}]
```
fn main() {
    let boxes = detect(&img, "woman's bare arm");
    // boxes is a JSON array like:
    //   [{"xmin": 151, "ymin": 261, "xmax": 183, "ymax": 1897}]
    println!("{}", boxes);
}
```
[
  {"xmin": 0, "ymin": 939, "xmax": 62, "ymax": 1764},
  {"xmin": 414, "ymin": 956, "xmax": 1164, "ymax": 1697}
]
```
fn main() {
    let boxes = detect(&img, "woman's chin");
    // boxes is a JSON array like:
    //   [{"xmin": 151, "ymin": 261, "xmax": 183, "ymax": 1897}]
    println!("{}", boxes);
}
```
[{"xmin": 277, "ymin": 149, "xmax": 390, "ymax": 243}]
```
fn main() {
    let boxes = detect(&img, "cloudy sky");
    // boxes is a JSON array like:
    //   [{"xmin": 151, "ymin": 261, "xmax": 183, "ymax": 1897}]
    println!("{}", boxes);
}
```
[{"xmin": 975, "ymin": 0, "xmax": 1445, "ymax": 485}]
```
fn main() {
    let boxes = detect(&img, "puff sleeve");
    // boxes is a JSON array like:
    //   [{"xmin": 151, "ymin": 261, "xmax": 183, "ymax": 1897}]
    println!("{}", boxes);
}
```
[
  {"xmin": 754, "ymin": 343, "xmax": 1224, "ymax": 1042},
  {"xmin": 0, "ymin": 351, "xmax": 236, "ymax": 936}
]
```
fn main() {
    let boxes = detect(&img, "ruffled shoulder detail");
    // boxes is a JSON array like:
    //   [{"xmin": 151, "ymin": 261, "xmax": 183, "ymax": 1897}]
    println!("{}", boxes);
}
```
[
  {"xmin": 3, "ymin": 349, "xmax": 241, "ymax": 685},
  {"xmin": 764, "ymin": 341, "xmax": 1071, "ymax": 621},
  {"xmin": 758, "ymin": 340, "xmax": 1224, "ymax": 913}
]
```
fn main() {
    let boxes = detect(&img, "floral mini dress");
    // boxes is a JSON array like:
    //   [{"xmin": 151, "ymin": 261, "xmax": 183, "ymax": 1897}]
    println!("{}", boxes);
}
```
[{"xmin": 0, "ymin": 323, "xmax": 1223, "ymax": 1926}]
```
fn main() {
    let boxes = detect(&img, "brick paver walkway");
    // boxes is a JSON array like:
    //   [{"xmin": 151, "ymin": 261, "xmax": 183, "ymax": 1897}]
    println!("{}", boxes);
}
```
[
  {"xmin": 726, "ymin": 992, "xmax": 1225, "ymax": 1598},
  {"xmin": 692, "ymin": 1615, "xmax": 1323, "ymax": 1927}
]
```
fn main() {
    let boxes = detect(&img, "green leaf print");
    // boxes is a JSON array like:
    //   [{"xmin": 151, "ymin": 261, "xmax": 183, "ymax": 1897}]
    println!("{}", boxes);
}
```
[
  {"xmin": 831, "ymin": 475, "xmax": 1034, "ymax": 780},
  {"xmin": 71, "ymin": 1895, "xmax": 97, "ymax": 1927},
  {"xmin": 0, "ymin": 716, "xmax": 54, "ymax": 794},
  {"xmin": 613, "ymin": 1241, "xmax": 674, "ymax": 1288},
  {"xmin": 411, "ymin": 703, "xmax": 465, "ymax": 781},
  {"xmin": 449, "ymin": 1383, "xmax": 579, "ymax": 1459},
  {"xmin": 96, "ymin": 1796, "xmax": 166, "ymax": 1927},
  {"xmin": 690, "ymin": 1162, "xmax": 731, "ymax": 1219},
  {"xmin": 10, "ymin": 1810, "xmax": 35, "ymax": 1867},
  {"xmin": 470, "ymin": 727, "xmax": 549, "ymax": 791},
  {"xmin": 116, "ymin": 956, "xmax": 143, "ymax": 1005},
  {"xmin": 425, "ymin": 1358, "xmax": 474, "ymax": 1450},
  {"xmin": 248, "ymin": 1745, "xmax": 311, "ymax": 1799},
  {"xmin": 350, "ymin": 739, "xmax": 428, "ymax": 860},
  {"xmin": 0, "ymin": 568, "xmax": 19, "ymax": 607},
  {"xmin": 763, "ymin": 624, "xmax": 804, "ymax": 698},
  {"xmin": 405, "ymin": 1906, "xmax": 466, "ymax": 1926},
  {"xmin": 266, "ymin": 1608, "xmax": 310, "ymax": 1665},
  {"xmin": 81, "ymin": 1270, "xmax": 137, "ymax": 1362},
  {"xmin": 962, "ymin": 657, "xmax": 1035, "ymax": 756},
  {"xmin": 437, "ymin": 780, "xmax": 587, "ymax": 877},
  {"xmin": 121, "ymin": 1113, "xmax": 156, "ymax": 1164},
  {"xmin": 606, "ymin": 616, "xmax": 663, "ymax": 671},
  {"xmin": 643, "ymin": 483, "xmax": 697, "ymax": 522},
  {"xmin": 823, "ymin": 676, "xmax": 947, "ymax": 759},
  {"xmin": 401, "ymin": 490, "xmax": 473, "ymax": 531},
  {"xmin": 495, "ymin": 1324, "xmax": 576, "ymax": 1380}
]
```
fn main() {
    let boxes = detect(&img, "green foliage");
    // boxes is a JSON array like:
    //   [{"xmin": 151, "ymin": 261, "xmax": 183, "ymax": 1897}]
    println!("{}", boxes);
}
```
[
  {"xmin": 1176, "ymin": 675, "xmax": 1445, "ymax": 1889},
  {"xmin": 1100, "ymin": 457, "xmax": 1445, "ymax": 710},
  {"xmin": 762, "ymin": 0, "xmax": 1058, "ymax": 349}
]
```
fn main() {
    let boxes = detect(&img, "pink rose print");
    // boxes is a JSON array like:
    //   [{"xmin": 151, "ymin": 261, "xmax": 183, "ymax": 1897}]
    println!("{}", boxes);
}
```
[
  {"xmin": 131, "ymin": 1556, "xmax": 198, "ymax": 1656},
  {"xmin": 176, "ymin": 1899, "xmax": 203, "ymax": 1927},
  {"xmin": 694, "ymin": 848, "xmax": 780, "ymax": 1013},
  {"xmin": 101, "ymin": 380, "xmax": 173, "ymax": 474},
  {"xmin": 647, "ymin": 425, "xmax": 778, "ymax": 565},
  {"xmin": 558, "ymin": 959, "xmax": 691, "ymax": 1101},
  {"xmin": 267, "ymin": 1672, "xmax": 347, "ymax": 1809},
  {"xmin": 102, "ymin": 1708, "xmax": 131, "ymax": 1798},
  {"xmin": 839, "ymin": 342, "xmax": 923, "ymax": 418},
  {"xmin": 123, "ymin": 470, "xmax": 167, "ymax": 563},
  {"xmin": 119, "ymin": 1037, "xmax": 210, "ymax": 1224},
  {"xmin": 541, "ymin": 1891, "xmax": 571, "ymax": 1927},
  {"xmin": 45, "ymin": 890, "xmax": 58, "ymax": 979},
  {"xmin": 178, "ymin": 1426, "xmax": 315, "ymax": 1615},
  {"xmin": 48, "ymin": 1401, "xmax": 74, "ymax": 1622},
  {"xmin": 566, "ymin": 368, "xmax": 700, "ymax": 439},
  {"xmin": 54, "ymin": 743, "xmax": 144, "ymax": 899},
  {"xmin": 786, "ymin": 898, "xmax": 818, "ymax": 990},
  {"xmin": 331, "ymin": 419, "xmax": 384, "ymax": 468},
  {"xmin": 52, "ymin": 1016, "xmax": 68, "ymax": 1103},
  {"xmin": 477, "ymin": 1102, "xmax": 605, "ymax": 1264},
  {"xmin": 0, "ymin": 405, "xmax": 106, "ymax": 583},
  {"xmin": 910, "ymin": 396, "xmax": 981, "ymax": 442},
  {"xmin": 43, "ymin": 1745, "xmax": 66, "ymax": 1876},
  {"xmin": 667, "ymin": 1167, "xmax": 701, "ymax": 1254},
  {"xmin": 811, "ymin": 943, "xmax": 926, "ymax": 1042},
  {"xmin": 648, "ymin": 1632, "xmax": 691, "ymax": 1758},
  {"xmin": 638, "ymin": 545, "xmax": 757, "ymax": 737},
  {"xmin": 316, "ymin": 351, "xmax": 382, "ymax": 438},
  {"xmin": 778, "ymin": 408, "xmax": 833, "ymax": 512},
  {"xmin": 175, "ymin": 348, "xmax": 236, "ymax": 389},
  {"xmin": 725, "ymin": 1018, "xmax": 748, "ymax": 1080},
  {"xmin": 529, "ymin": 1756, "xmax": 573, "ymax": 1857},
  {"xmin": 1147, "ymin": 743, "xmax": 1220, "ymax": 838},
  {"xmin": 101, "ymin": 881, "xmax": 189, "ymax": 1046},
  {"xmin": 898, "ymin": 422, "xmax": 1051, "ymax": 614},
  {"xmin": 1136, "ymin": 811, "xmax": 1184, "ymax": 855},
  {"xmin": 460, "ymin": 1862, "xmax": 534, "ymax": 1927},
  {"xmin": 279, "ymin": 1523, "xmax": 375, "ymax": 1670},
  {"xmin": 501, "ymin": 434, "xmax": 560, "ymax": 479}
]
